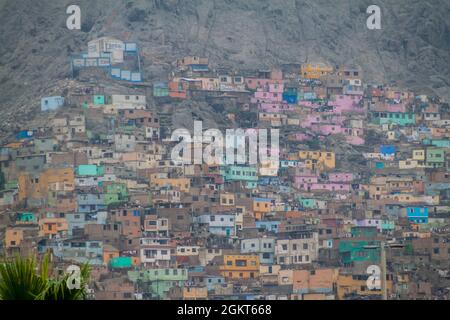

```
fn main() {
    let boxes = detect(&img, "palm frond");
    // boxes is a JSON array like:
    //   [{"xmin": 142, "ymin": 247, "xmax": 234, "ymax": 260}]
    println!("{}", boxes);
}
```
[{"xmin": 0, "ymin": 254, "xmax": 91, "ymax": 300}]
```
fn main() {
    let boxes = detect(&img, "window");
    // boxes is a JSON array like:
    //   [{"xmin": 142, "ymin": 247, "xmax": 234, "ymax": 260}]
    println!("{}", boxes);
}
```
[{"xmin": 235, "ymin": 260, "xmax": 247, "ymax": 267}]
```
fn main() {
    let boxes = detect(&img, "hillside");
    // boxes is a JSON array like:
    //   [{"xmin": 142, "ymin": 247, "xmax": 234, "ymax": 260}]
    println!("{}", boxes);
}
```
[{"xmin": 0, "ymin": 0, "xmax": 449, "ymax": 138}]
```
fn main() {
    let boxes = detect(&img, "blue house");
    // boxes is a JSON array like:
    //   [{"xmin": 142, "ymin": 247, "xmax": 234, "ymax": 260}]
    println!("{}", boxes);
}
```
[
  {"xmin": 77, "ymin": 193, "xmax": 106, "ymax": 213},
  {"xmin": 380, "ymin": 145, "xmax": 396, "ymax": 157},
  {"xmin": 41, "ymin": 96, "xmax": 65, "ymax": 111},
  {"xmin": 15, "ymin": 130, "xmax": 34, "ymax": 140},
  {"xmin": 255, "ymin": 220, "xmax": 280, "ymax": 233},
  {"xmin": 283, "ymin": 87, "xmax": 298, "ymax": 104},
  {"xmin": 406, "ymin": 207, "xmax": 429, "ymax": 224},
  {"xmin": 205, "ymin": 276, "xmax": 225, "ymax": 291}
]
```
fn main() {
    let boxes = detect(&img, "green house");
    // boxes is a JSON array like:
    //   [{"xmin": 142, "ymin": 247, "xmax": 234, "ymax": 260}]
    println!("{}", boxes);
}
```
[
  {"xmin": 381, "ymin": 220, "xmax": 395, "ymax": 232},
  {"xmin": 16, "ymin": 212, "xmax": 36, "ymax": 224},
  {"xmin": 423, "ymin": 139, "xmax": 450, "ymax": 148},
  {"xmin": 221, "ymin": 165, "xmax": 258, "ymax": 189},
  {"xmin": 153, "ymin": 82, "xmax": 169, "ymax": 97},
  {"xmin": 339, "ymin": 240, "xmax": 381, "ymax": 265},
  {"xmin": 106, "ymin": 183, "xmax": 128, "ymax": 198},
  {"xmin": 76, "ymin": 164, "xmax": 104, "ymax": 177},
  {"xmin": 351, "ymin": 226, "xmax": 378, "ymax": 238},
  {"xmin": 93, "ymin": 95, "xmax": 105, "ymax": 105},
  {"xmin": 299, "ymin": 198, "xmax": 317, "ymax": 209},
  {"xmin": 371, "ymin": 111, "xmax": 416, "ymax": 126},
  {"xmin": 104, "ymin": 193, "xmax": 121, "ymax": 206},
  {"xmin": 426, "ymin": 148, "xmax": 445, "ymax": 168},
  {"xmin": 110, "ymin": 256, "xmax": 132, "ymax": 269},
  {"xmin": 128, "ymin": 268, "xmax": 188, "ymax": 299}
]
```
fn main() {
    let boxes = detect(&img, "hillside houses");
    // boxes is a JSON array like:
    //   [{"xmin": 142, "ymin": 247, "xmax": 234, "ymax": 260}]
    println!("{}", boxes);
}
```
[{"xmin": 0, "ymin": 52, "xmax": 449, "ymax": 300}]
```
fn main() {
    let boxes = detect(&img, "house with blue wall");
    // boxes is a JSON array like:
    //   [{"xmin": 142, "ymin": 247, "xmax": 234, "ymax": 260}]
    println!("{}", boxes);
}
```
[
  {"xmin": 406, "ymin": 207, "xmax": 429, "ymax": 224},
  {"xmin": 255, "ymin": 220, "xmax": 280, "ymax": 233}
]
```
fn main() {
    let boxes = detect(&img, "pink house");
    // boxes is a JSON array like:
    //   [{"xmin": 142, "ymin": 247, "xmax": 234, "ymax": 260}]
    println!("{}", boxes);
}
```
[
  {"xmin": 345, "ymin": 135, "xmax": 365, "ymax": 145},
  {"xmin": 308, "ymin": 125, "xmax": 364, "ymax": 145},
  {"xmin": 328, "ymin": 173, "xmax": 353, "ymax": 182},
  {"xmin": 310, "ymin": 183, "xmax": 351, "ymax": 192},
  {"xmin": 245, "ymin": 78, "xmax": 273, "ymax": 90},
  {"xmin": 259, "ymin": 102, "xmax": 293, "ymax": 113},
  {"xmin": 297, "ymin": 183, "xmax": 351, "ymax": 192},
  {"xmin": 295, "ymin": 175, "xmax": 319, "ymax": 184},
  {"xmin": 300, "ymin": 114, "xmax": 345, "ymax": 128},
  {"xmin": 289, "ymin": 133, "xmax": 313, "ymax": 142},
  {"xmin": 328, "ymin": 94, "xmax": 364, "ymax": 113},
  {"xmin": 298, "ymin": 101, "xmax": 324, "ymax": 109},
  {"xmin": 384, "ymin": 102, "xmax": 407, "ymax": 113},
  {"xmin": 352, "ymin": 219, "xmax": 383, "ymax": 231},
  {"xmin": 252, "ymin": 90, "xmax": 283, "ymax": 103},
  {"xmin": 310, "ymin": 124, "xmax": 345, "ymax": 135}
]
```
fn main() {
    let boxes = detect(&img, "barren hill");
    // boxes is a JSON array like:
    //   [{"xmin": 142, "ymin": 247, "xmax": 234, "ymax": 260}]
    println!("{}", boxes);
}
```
[{"xmin": 0, "ymin": 0, "xmax": 449, "ymax": 137}]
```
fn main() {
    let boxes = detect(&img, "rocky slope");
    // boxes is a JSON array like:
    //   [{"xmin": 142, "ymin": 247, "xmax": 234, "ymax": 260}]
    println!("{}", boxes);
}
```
[{"xmin": 0, "ymin": 0, "xmax": 449, "ymax": 138}]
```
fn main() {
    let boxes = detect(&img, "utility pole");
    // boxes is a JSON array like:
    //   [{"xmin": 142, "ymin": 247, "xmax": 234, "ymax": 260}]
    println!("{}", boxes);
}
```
[{"xmin": 380, "ymin": 241, "xmax": 387, "ymax": 300}]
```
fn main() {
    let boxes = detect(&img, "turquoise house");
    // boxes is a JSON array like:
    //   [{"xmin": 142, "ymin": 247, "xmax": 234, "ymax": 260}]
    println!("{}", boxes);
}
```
[
  {"xmin": 371, "ymin": 111, "xmax": 415, "ymax": 126},
  {"xmin": 128, "ymin": 268, "xmax": 188, "ymax": 299},
  {"xmin": 76, "ymin": 164, "xmax": 105, "ymax": 176},
  {"xmin": 221, "ymin": 165, "xmax": 258, "ymax": 189},
  {"xmin": 16, "ymin": 212, "xmax": 37, "ymax": 224},
  {"xmin": 110, "ymin": 257, "xmax": 133, "ymax": 269}
]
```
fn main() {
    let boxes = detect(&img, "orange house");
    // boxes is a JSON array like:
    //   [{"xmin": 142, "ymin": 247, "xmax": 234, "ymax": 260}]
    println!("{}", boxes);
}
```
[
  {"xmin": 5, "ymin": 228, "xmax": 24, "ymax": 248},
  {"xmin": 220, "ymin": 255, "xmax": 260, "ymax": 280},
  {"xmin": 293, "ymin": 268, "xmax": 338, "ymax": 295},
  {"xmin": 151, "ymin": 177, "xmax": 191, "ymax": 193},
  {"xmin": 183, "ymin": 286, "xmax": 208, "ymax": 300},
  {"xmin": 253, "ymin": 198, "xmax": 272, "ymax": 220},
  {"xmin": 168, "ymin": 80, "xmax": 188, "ymax": 99},
  {"xmin": 18, "ymin": 168, "xmax": 74, "ymax": 202},
  {"xmin": 39, "ymin": 217, "xmax": 68, "ymax": 237},
  {"xmin": 301, "ymin": 63, "xmax": 333, "ymax": 79},
  {"xmin": 103, "ymin": 244, "xmax": 120, "ymax": 265}
]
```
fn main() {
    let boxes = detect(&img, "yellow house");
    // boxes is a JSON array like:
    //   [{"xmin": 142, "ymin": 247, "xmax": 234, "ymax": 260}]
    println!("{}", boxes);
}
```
[
  {"xmin": 151, "ymin": 176, "xmax": 191, "ymax": 193},
  {"xmin": 336, "ymin": 273, "xmax": 393, "ymax": 300},
  {"xmin": 183, "ymin": 286, "xmax": 208, "ymax": 300},
  {"xmin": 298, "ymin": 151, "xmax": 335, "ymax": 170},
  {"xmin": 412, "ymin": 149, "xmax": 425, "ymax": 161},
  {"xmin": 197, "ymin": 77, "xmax": 220, "ymax": 91},
  {"xmin": 301, "ymin": 63, "xmax": 333, "ymax": 79},
  {"xmin": 399, "ymin": 159, "xmax": 421, "ymax": 170},
  {"xmin": 220, "ymin": 255, "xmax": 260, "ymax": 280}
]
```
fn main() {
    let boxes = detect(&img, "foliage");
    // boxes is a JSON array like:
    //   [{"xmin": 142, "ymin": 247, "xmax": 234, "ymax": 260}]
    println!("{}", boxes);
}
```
[
  {"xmin": 0, "ymin": 254, "xmax": 90, "ymax": 300},
  {"xmin": 0, "ymin": 170, "xmax": 4, "ymax": 190}
]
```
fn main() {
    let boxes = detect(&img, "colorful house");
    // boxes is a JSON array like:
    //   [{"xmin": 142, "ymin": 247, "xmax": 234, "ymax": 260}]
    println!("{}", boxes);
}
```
[
  {"xmin": 220, "ymin": 255, "xmax": 260, "ymax": 280},
  {"xmin": 406, "ymin": 207, "xmax": 429, "ymax": 224}
]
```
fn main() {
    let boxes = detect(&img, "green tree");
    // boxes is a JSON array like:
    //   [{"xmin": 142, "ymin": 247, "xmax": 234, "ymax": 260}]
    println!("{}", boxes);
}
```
[
  {"xmin": 0, "ymin": 170, "xmax": 5, "ymax": 190},
  {"xmin": 0, "ymin": 254, "xmax": 90, "ymax": 300}
]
